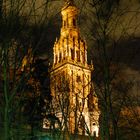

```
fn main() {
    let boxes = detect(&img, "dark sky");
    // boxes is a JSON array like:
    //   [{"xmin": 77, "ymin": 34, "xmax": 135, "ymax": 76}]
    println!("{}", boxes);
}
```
[
  {"xmin": 36, "ymin": 0, "xmax": 140, "ymax": 72},
  {"xmin": 22, "ymin": 0, "xmax": 139, "ymax": 75}
]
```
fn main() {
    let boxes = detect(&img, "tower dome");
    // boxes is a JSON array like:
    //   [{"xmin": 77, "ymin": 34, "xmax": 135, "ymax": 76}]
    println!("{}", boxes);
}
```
[{"xmin": 61, "ymin": 0, "xmax": 78, "ymax": 29}]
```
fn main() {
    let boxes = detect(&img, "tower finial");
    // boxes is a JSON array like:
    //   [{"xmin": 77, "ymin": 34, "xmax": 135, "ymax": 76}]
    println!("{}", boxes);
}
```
[{"xmin": 64, "ymin": 0, "xmax": 74, "ymax": 5}]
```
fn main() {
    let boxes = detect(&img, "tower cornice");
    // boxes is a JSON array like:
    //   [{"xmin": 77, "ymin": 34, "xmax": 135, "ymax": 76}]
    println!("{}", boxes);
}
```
[{"xmin": 51, "ymin": 60, "xmax": 94, "ymax": 73}]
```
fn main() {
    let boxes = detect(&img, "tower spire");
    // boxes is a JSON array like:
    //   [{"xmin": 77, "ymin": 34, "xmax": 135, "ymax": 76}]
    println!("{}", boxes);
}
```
[
  {"xmin": 64, "ymin": 0, "xmax": 74, "ymax": 6},
  {"xmin": 50, "ymin": 1, "xmax": 100, "ymax": 137}
]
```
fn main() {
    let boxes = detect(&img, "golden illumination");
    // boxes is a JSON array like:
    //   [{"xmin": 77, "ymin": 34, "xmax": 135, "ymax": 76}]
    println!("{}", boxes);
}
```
[
  {"xmin": 21, "ymin": 47, "xmax": 33, "ymax": 71},
  {"xmin": 50, "ymin": 0, "xmax": 100, "ymax": 136}
]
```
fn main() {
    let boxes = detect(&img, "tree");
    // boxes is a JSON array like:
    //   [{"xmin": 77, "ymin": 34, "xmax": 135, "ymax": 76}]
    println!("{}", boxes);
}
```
[
  {"xmin": 81, "ymin": 0, "xmax": 140, "ymax": 139},
  {"xmin": 0, "ymin": 0, "xmax": 58, "ymax": 139}
]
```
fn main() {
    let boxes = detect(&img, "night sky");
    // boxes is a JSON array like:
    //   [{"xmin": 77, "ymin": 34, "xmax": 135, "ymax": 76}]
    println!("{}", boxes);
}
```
[
  {"xmin": 36, "ymin": 0, "xmax": 140, "ymax": 70},
  {"xmin": 21, "ymin": 0, "xmax": 140, "ymax": 87}
]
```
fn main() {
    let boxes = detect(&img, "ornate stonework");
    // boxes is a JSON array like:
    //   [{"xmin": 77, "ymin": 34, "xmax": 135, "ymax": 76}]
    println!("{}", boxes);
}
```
[{"xmin": 50, "ymin": 1, "xmax": 100, "ymax": 137}]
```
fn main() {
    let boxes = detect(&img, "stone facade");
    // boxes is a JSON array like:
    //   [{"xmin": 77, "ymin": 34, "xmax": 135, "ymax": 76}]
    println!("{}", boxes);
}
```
[{"xmin": 50, "ymin": 0, "xmax": 100, "ymax": 137}]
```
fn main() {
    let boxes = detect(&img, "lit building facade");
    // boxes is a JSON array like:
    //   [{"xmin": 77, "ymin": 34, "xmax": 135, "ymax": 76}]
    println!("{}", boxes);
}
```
[{"xmin": 50, "ymin": 0, "xmax": 100, "ymax": 137}]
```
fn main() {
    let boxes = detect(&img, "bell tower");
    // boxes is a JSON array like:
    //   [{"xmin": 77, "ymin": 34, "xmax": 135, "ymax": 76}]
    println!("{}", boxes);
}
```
[{"xmin": 50, "ymin": 0, "xmax": 100, "ymax": 137}]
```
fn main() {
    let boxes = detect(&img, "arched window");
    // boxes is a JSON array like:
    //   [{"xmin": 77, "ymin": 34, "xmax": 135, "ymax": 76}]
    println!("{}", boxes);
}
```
[
  {"xmin": 73, "ymin": 37, "xmax": 75, "ymax": 46},
  {"xmin": 64, "ymin": 21, "xmax": 66, "ymax": 27},
  {"xmin": 93, "ymin": 131, "xmax": 96, "ymax": 137},
  {"xmin": 76, "ymin": 50, "xmax": 80, "ymax": 62},
  {"xmin": 73, "ymin": 19, "xmax": 76, "ymax": 26},
  {"xmin": 76, "ymin": 75, "xmax": 81, "ymax": 82},
  {"xmin": 59, "ymin": 52, "xmax": 62, "ymax": 62},
  {"xmin": 71, "ymin": 48, "xmax": 74, "ymax": 60},
  {"xmin": 82, "ymin": 52, "xmax": 85, "ymax": 63}
]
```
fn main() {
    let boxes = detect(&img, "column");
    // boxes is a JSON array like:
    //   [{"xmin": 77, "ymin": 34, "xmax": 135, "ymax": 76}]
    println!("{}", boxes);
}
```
[
  {"xmin": 85, "ymin": 45, "xmax": 87, "ymax": 63},
  {"xmin": 67, "ymin": 14, "xmax": 69, "ymax": 27},
  {"xmin": 67, "ymin": 36, "xmax": 70, "ymax": 59},
  {"xmin": 77, "ymin": 38, "xmax": 80, "ymax": 62},
  {"xmin": 61, "ymin": 49, "xmax": 63, "ymax": 62},
  {"xmin": 73, "ymin": 37, "xmax": 76, "ymax": 61},
  {"xmin": 65, "ymin": 38, "xmax": 68, "ymax": 57},
  {"xmin": 56, "ymin": 47, "xmax": 58, "ymax": 64},
  {"xmin": 62, "ymin": 39, "xmax": 64, "ymax": 60},
  {"xmin": 57, "ymin": 49, "xmax": 59, "ymax": 63},
  {"xmin": 53, "ymin": 47, "xmax": 56, "ymax": 64}
]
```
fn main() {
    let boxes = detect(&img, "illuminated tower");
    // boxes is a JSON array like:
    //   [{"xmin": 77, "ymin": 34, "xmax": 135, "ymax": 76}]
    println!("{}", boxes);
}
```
[{"xmin": 51, "ymin": 0, "xmax": 100, "ymax": 136}]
